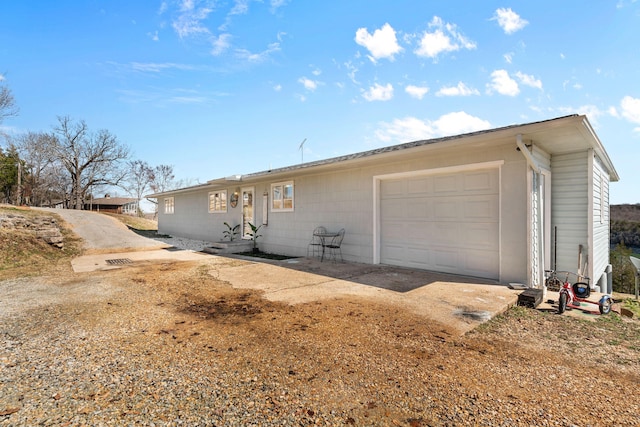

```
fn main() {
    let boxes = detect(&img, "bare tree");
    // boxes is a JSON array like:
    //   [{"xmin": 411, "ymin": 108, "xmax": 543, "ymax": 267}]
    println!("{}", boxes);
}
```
[
  {"xmin": 123, "ymin": 159, "xmax": 154, "ymax": 217},
  {"xmin": 14, "ymin": 131, "xmax": 59, "ymax": 206},
  {"xmin": 0, "ymin": 80, "xmax": 19, "ymax": 125},
  {"xmin": 52, "ymin": 116, "xmax": 130, "ymax": 210},
  {"xmin": 147, "ymin": 164, "xmax": 175, "ymax": 218}
]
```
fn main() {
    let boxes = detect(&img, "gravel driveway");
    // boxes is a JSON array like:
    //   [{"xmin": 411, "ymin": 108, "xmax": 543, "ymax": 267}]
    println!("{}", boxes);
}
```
[{"xmin": 2, "ymin": 209, "xmax": 639, "ymax": 426}]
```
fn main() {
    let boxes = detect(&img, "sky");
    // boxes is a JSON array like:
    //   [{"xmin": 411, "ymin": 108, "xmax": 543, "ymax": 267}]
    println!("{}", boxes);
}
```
[{"xmin": 1, "ymin": 0, "xmax": 639, "ymax": 204}]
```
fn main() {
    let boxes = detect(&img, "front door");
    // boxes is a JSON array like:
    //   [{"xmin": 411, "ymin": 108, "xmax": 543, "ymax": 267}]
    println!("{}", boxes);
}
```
[{"xmin": 241, "ymin": 187, "xmax": 254, "ymax": 239}]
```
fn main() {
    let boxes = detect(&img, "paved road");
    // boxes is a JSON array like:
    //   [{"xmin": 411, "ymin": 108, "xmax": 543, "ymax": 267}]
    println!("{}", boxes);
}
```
[{"xmin": 35, "ymin": 208, "xmax": 168, "ymax": 251}]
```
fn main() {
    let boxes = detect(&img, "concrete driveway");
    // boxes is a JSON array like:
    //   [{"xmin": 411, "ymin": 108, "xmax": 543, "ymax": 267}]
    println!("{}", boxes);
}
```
[
  {"xmin": 35, "ymin": 207, "xmax": 169, "ymax": 252},
  {"xmin": 47, "ymin": 209, "xmax": 521, "ymax": 334}
]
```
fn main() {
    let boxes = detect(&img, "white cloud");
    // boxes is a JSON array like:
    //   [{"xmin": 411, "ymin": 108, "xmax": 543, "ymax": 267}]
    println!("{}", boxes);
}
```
[
  {"xmin": 405, "ymin": 85, "xmax": 429, "ymax": 99},
  {"xmin": 116, "ymin": 87, "xmax": 219, "ymax": 107},
  {"xmin": 576, "ymin": 105, "xmax": 607, "ymax": 126},
  {"xmin": 504, "ymin": 52, "xmax": 513, "ymax": 64},
  {"xmin": 492, "ymin": 8, "xmax": 528, "ymax": 34},
  {"xmin": 621, "ymin": 96, "xmax": 640, "ymax": 128},
  {"xmin": 298, "ymin": 77, "xmax": 318, "ymax": 91},
  {"xmin": 355, "ymin": 23, "xmax": 402, "ymax": 62},
  {"xmin": 230, "ymin": 0, "xmax": 249, "ymax": 15},
  {"xmin": 514, "ymin": 71, "xmax": 542, "ymax": 90},
  {"xmin": 487, "ymin": 69, "xmax": 519, "ymax": 96},
  {"xmin": 414, "ymin": 16, "xmax": 476, "ymax": 60},
  {"xmin": 129, "ymin": 62, "xmax": 195, "ymax": 73},
  {"xmin": 362, "ymin": 83, "xmax": 394, "ymax": 101},
  {"xmin": 235, "ymin": 42, "xmax": 281, "ymax": 62},
  {"xmin": 148, "ymin": 30, "xmax": 159, "ymax": 41},
  {"xmin": 0, "ymin": 74, "xmax": 5, "ymax": 81},
  {"xmin": 375, "ymin": 111, "xmax": 491, "ymax": 143},
  {"xmin": 433, "ymin": 111, "xmax": 492, "ymax": 136},
  {"xmin": 211, "ymin": 33, "xmax": 231, "ymax": 55},
  {"xmin": 172, "ymin": 0, "xmax": 214, "ymax": 38},
  {"xmin": 273, "ymin": 84, "xmax": 282, "ymax": 91},
  {"xmin": 436, "ymin": 82, "xmax": 479, "ymax": 97},
  {"xmin": 375, "ymin": 117, "xmax": 434, "ymax": 143},
  {"xmin": 555, "ymin": 104, "xmax": 607, "ymax": 127},
  {"xmin": 344, "ymin": 61, "xmax": 359, "ymax": 84},
  {"xmin": 271, "ymin": 0, "xmax": 289, "ymax": 9}
]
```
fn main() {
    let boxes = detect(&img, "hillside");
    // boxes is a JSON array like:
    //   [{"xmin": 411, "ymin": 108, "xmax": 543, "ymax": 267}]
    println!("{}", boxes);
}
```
[
  {"xmin": 611, "ymin": 203, "xmax": 640, "ymax": 222},
  {"xmin": 611, "ymin": 204, "xmax": 640, "ymax": 248}
]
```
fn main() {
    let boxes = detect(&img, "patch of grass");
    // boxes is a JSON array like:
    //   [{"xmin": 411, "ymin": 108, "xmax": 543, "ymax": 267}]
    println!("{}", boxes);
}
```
[
  {"xmin": 102, "ymin": 212, "xmax": 170, "ymax": 238},
  {"xmin": 103, "ymin": 213, "xmax": 158, "ymax": 231},
  {"xmin": 622, "ymin": 298, "xmax": 640, "ymax": 318},
  {"xmin": 128, "ymin": 227, "xmax": 172, "ymax": 238},
  {"xmin": 509, "ymin": 305, "xmax": 535, "ymax": 318}
]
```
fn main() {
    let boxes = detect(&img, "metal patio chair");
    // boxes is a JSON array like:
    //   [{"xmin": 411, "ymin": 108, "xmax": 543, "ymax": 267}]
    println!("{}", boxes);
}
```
[
  {"xmin": 307, "ymin": 226, "xmax": 326, "ymax": 258},
  {"xmin": 324, "ymin": 228, "xmax": 345, "ymax": 262}
]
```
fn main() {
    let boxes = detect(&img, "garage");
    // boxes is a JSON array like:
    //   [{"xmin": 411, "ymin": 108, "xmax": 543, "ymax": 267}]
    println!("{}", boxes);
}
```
[{"xmin": 379, "ymin": 167, "xmax": 500, "ymax": 279}]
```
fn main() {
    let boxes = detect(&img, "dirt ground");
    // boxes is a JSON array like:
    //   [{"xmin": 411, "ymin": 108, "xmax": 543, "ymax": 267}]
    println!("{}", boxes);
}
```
[{"xmin": 2, "ymin": 256, "xmax": 639, "ymax": 426}]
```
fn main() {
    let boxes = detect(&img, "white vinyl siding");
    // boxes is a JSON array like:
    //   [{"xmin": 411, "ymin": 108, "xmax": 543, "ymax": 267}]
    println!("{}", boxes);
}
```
[
  {"xmin": 592, "ymin": 156, "xmax": 611, "ymax": 284},
  {"xmin": 551, "ymin": 152, "xmax": 588, "ymax": 276}
]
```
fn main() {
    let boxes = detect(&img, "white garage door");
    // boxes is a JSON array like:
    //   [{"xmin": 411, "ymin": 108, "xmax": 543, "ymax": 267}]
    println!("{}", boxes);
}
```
[{"xmin": 380, "ymin": 168, "xmax": 499, "ymax": 279}]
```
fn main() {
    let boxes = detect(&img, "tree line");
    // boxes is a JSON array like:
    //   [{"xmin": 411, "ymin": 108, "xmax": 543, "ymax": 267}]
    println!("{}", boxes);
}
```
[
  {"xmin": 0, "ymin": 79, "xmax": 181, "ymax": 216},
  {"xmin": 610, "ymin": 204, "xmax": 640, "ymax": 295}
]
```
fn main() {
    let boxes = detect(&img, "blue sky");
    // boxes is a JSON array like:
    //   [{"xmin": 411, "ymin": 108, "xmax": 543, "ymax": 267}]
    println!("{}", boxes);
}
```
[{"xmin": 1, "ymin": 0, "xmax": 639, "ymax": 203}]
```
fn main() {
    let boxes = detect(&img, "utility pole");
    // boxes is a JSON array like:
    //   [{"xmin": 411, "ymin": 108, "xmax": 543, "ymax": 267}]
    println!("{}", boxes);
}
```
[{"xmin": 16, "ymin": 161, "xmax": 22, "ymax": 206}]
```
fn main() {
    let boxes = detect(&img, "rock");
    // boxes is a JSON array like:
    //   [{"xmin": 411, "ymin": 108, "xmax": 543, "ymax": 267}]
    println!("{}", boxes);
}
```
[
  {"xmin": 1, "ymin": 213, "xmax": 64, "ymax": 249},
  {"xmin": 620, "ymin": 307, "xmax": 634, "ymax": 318}
]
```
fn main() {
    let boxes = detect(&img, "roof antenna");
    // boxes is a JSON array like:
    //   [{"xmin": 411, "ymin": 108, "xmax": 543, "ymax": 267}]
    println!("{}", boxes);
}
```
[{"xmin": 298, "ymin": 138, "xmax": 307, "ymax": 164}]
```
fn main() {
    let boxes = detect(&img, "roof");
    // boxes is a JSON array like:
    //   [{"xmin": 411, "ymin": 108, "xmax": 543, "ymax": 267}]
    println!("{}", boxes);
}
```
[{"xmin": 147, "ymin": 114, "xmax": 619, "ymax": 198}]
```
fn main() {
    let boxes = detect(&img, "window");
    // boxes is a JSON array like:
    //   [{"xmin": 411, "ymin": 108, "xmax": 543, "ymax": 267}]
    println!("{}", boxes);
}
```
[
  {"xmin": 208, "ymin": 190, "xmax": 227, "ymax": 213},
  {"xmin": 271, "ymin": 181, "xmax": 294, "ymax": 212},
  {"xmin": 164, "ymin": 197, "xmax": 174, "ymax": 214}
]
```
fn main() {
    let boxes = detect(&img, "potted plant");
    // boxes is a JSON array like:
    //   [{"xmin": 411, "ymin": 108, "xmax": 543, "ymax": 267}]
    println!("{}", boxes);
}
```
[
  {"xmin": 222, "ymin": 222, "xmax": 240, "ymax": 241},
  {"xmin": 247, "ymin": 222, "xmax": 263, "ymax": 253}
]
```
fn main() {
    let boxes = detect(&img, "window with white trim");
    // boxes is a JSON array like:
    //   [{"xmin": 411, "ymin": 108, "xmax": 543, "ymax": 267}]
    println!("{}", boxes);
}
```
[
  {"xmin": 164, "ymin": 197, "xmax": 174, "ymax": 214},
  {"xmin": 271, "ymin": 181, "xmax": 294, "ymax": 212},
  {"xmin": 208, "ymin": 190, "xmax": 227, "ymax": 213}
]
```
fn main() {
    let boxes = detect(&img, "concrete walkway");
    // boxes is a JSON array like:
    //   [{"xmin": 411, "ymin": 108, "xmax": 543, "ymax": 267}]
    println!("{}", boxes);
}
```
[
  {"xmin": 73, "ymin": 248, "xmax": 521, "ymax": 334},
  {"xmin": 46, "ymin": 209, "xmax": 521, "ymax": 335}
]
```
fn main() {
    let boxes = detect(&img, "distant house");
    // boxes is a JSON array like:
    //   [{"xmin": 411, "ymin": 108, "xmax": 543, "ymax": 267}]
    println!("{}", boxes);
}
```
[
  {"xmin": 148, "ymin": 115, "xmax": 619, "ymax": 292},
  {"xmin": 40, "ymin": 199, "xmax": 66, "ymax": 209},
  {"xmin": 86, "ymin": 195, "xmax": 138, "ymax": 215}
]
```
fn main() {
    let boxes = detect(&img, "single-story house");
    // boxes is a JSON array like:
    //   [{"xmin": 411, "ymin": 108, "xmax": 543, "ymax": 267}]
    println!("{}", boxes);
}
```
[
  {"xmin": 85, "ymin": 195, "xmax": 138, "ymax": 215},
  {"xmin": 148, "ymin": 115, "xmax": 619, "ymax": 292}
]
